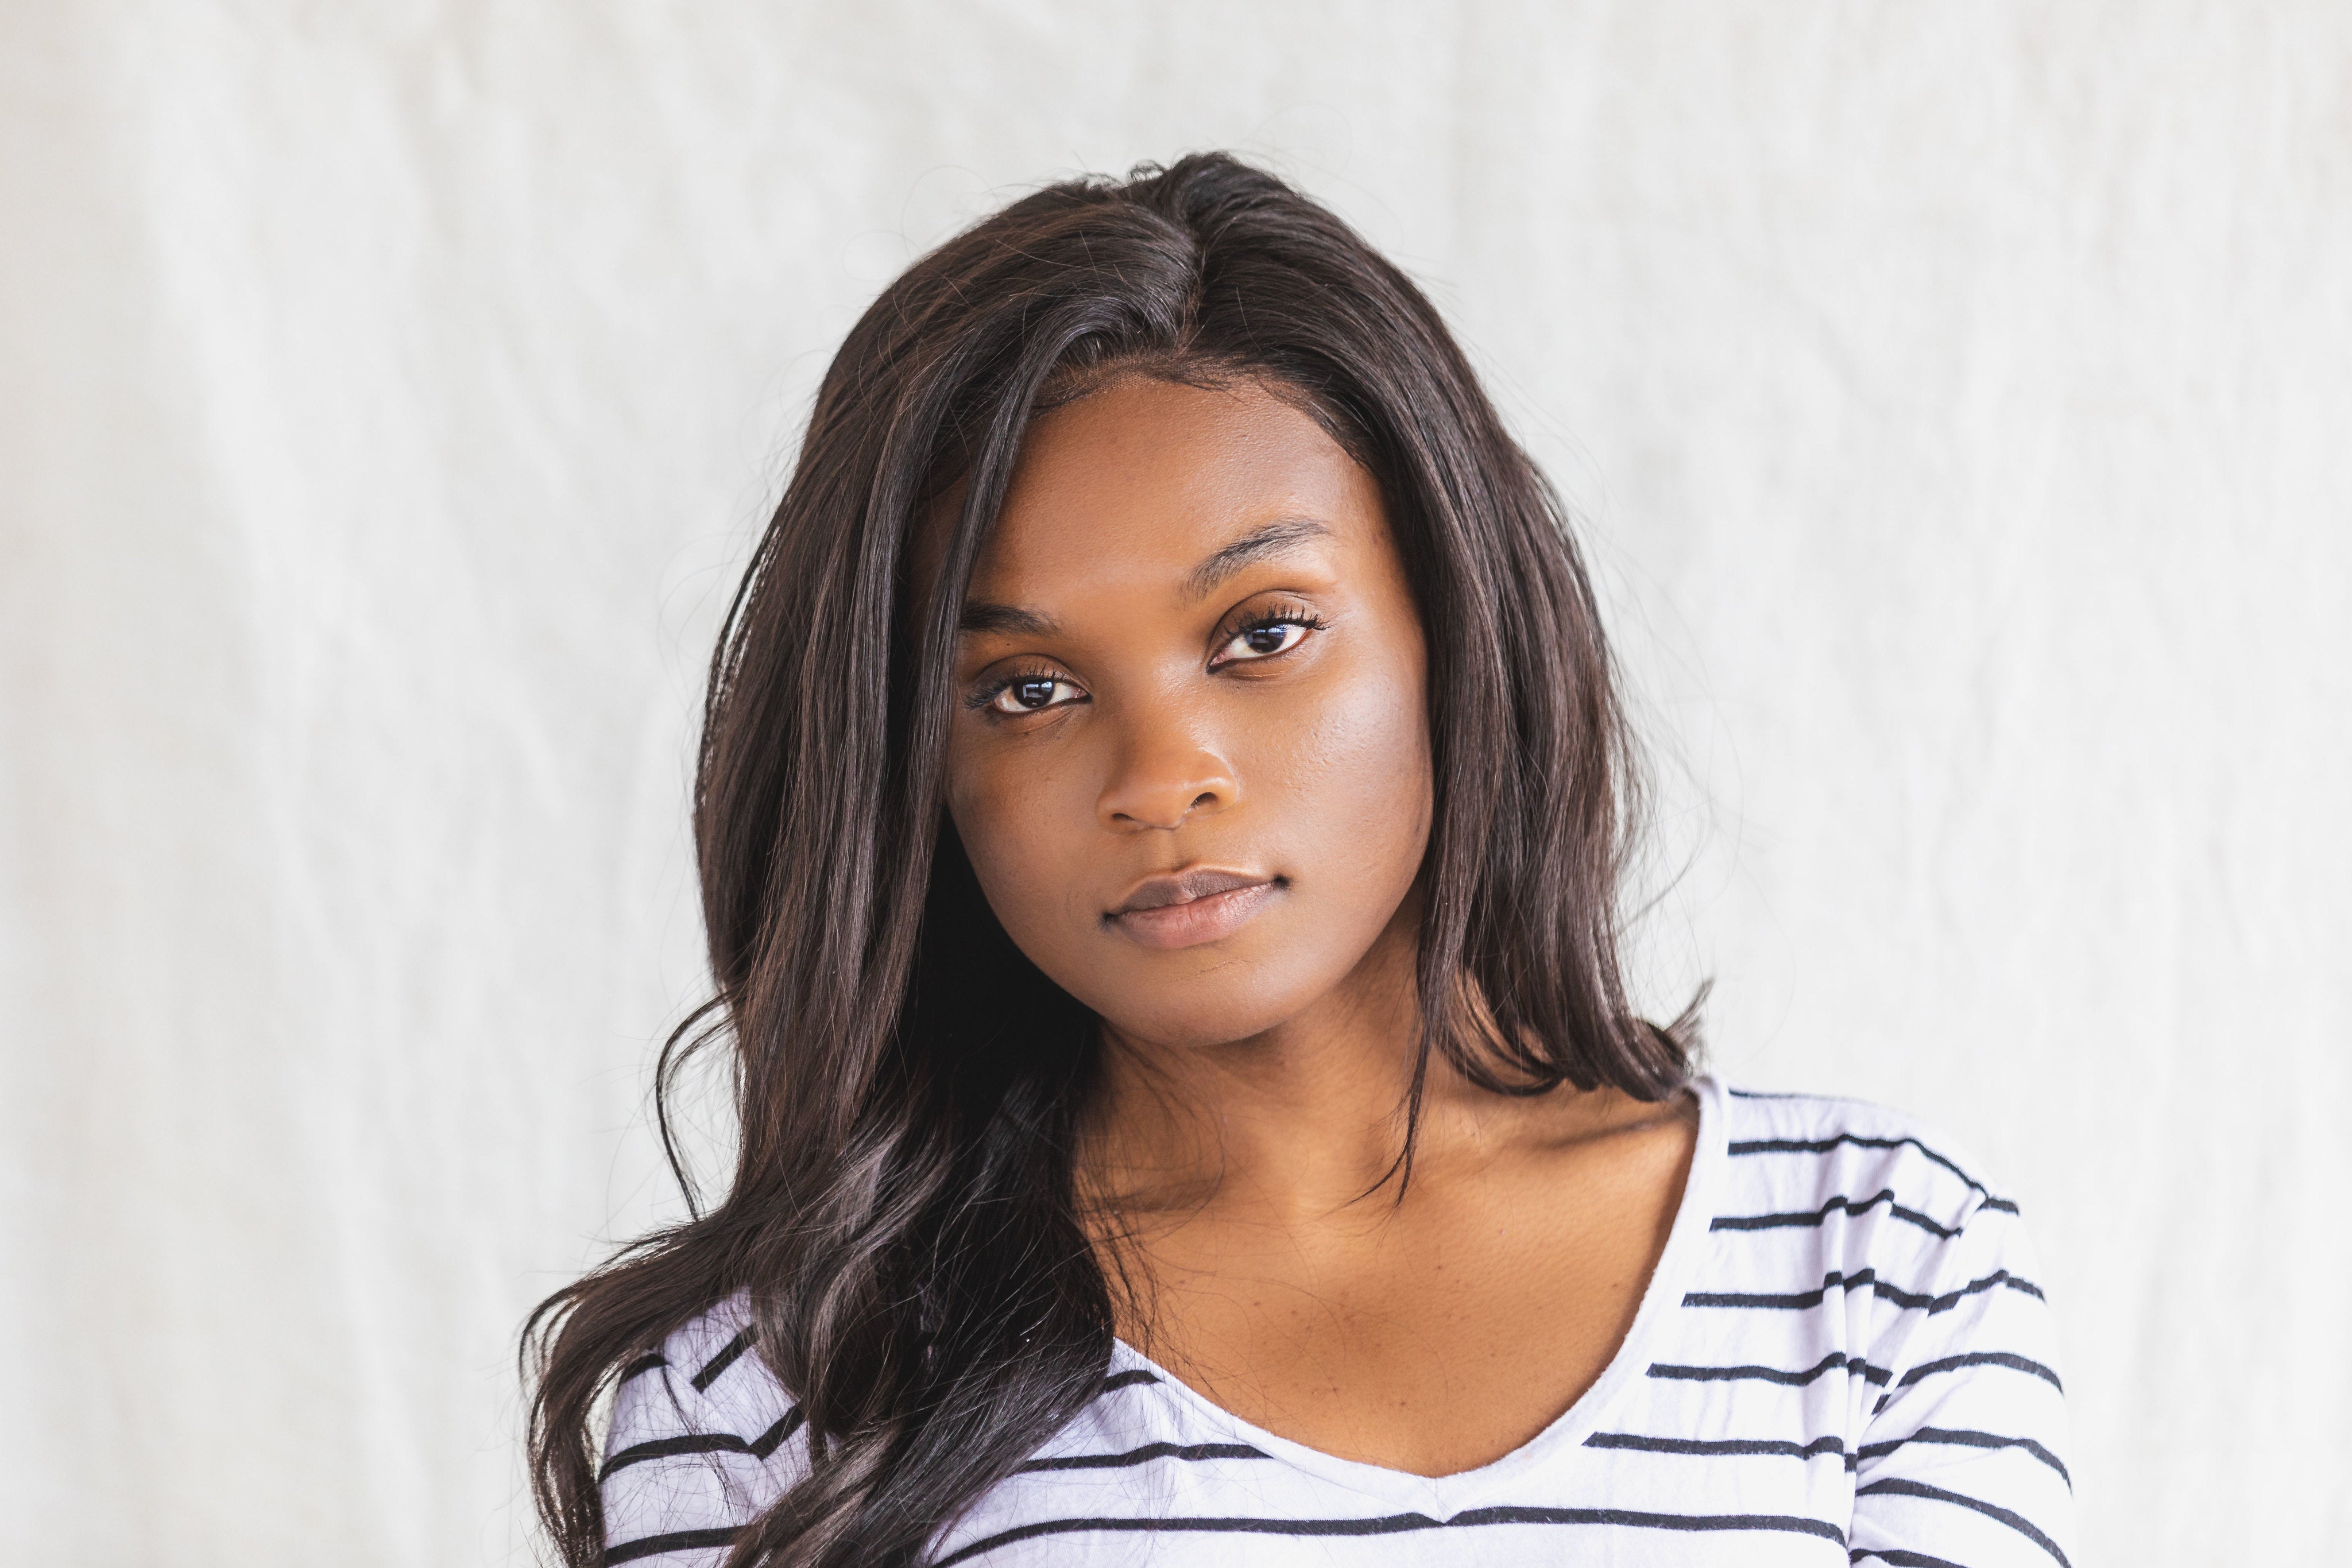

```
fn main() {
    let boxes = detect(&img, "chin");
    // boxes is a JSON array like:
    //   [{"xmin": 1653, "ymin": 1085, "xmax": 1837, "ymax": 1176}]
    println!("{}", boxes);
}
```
[
  {"xmin": 1098, "ymin": 995, "xmax": 1296, "ymax": 1052},
  {"xmin": 1073, "ymin": 943, "xmax": 1352, "ymax": 1052}
]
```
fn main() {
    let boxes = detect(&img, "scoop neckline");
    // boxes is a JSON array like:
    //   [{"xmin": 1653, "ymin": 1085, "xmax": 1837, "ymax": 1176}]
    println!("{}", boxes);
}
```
[{"xmin": 1107, "ymin": 1074, "xmax": 1727, "ymax": 1511}]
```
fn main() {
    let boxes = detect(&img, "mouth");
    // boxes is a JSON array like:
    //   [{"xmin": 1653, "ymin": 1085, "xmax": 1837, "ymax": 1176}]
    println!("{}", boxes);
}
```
[{"xmin": 1106, "ymin": 867, "xmax": 1283, "ymax": 951}]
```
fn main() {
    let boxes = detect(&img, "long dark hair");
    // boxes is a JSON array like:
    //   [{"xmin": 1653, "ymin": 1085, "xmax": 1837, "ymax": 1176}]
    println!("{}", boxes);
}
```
[{"xmin": 525, "ymin": 152, "xmax": 1692, "ymax": 1568}]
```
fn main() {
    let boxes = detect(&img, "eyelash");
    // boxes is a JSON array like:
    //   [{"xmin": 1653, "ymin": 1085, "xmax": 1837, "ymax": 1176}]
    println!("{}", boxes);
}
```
[
  {"xmin": 966, "ymin": 664, "xmax": 1074, "ymax": 714},
  {"xmin": 965, "ymin": 602, "xmax": 1330, "ymax": 717},
  {"xmin": 1210, "ymin": 603, "xmax": 1329, "ymax": 667}
]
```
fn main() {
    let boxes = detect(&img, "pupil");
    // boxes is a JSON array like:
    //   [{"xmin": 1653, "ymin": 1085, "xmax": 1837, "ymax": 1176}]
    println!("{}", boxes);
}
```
[
  {"xmin": 1017, "ymin": 680, "xmax": 1054, "ymax": 707},
  {"xmin": 1247, "ymin": 627, "xmax": 1285, "ymax": 653}
]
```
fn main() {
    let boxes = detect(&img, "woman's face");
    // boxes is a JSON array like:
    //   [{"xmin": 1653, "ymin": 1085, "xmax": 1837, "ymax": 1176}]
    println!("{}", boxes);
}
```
[{"xmin": 944, "ymin": 374, "xmax": 1433, "ymax": 1051}]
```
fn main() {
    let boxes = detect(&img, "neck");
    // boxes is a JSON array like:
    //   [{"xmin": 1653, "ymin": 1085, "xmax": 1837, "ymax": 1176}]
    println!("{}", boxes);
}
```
[{"xmin": 1079, "ymin": 910, "xmax": 1496, "ymax": 1224}]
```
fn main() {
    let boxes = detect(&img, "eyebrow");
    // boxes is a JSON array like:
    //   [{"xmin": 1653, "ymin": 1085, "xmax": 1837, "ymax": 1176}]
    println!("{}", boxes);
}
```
[
  {"xmin": 954, "ymin": 516, "xmax": 1334, "ymax": 638},
  {"xmin": 1183, "ymin": 517, "xmax": 1332, "ymax": 600},
  {"xmin": 957, "ymin": 601, "xmax": 1061, "ymax": 637}
]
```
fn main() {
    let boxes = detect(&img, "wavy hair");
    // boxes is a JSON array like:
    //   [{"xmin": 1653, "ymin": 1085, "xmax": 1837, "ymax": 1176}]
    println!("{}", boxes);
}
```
[{"xmin": 524, "ymin": 152, "xmax": 1692, "ymax": 1568}]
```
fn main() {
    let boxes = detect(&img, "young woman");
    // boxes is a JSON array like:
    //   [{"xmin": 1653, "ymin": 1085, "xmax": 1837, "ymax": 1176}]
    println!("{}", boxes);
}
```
[{"xmin": 527, "ymin": 154, "xmax": 2070, "ymax": 1568}]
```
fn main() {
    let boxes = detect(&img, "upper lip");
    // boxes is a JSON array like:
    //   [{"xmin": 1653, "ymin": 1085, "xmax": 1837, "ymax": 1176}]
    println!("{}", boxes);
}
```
[{"xmin": 1110, "ymin": 867, "xmax": 1272, "ymax": 915}]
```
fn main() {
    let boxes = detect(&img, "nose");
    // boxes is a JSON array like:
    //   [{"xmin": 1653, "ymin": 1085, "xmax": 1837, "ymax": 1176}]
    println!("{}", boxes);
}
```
[{"xmin": 1097, "ymin": 725, "xmax": 1241, "ymax": 833}]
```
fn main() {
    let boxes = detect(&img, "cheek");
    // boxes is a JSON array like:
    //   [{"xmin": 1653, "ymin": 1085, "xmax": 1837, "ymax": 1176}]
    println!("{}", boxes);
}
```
[
  {"xmin": 1264, "ymin": 644, "xmax": 1432, "ymax": 891},
  {"xmin": 945, "ymin": 735, "xmax": 1097, "ymax": 949}
]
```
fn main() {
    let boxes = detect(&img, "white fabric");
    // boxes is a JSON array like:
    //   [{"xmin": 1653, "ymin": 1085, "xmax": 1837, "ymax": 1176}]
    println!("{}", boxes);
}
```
[
  {"xmin": 603, "ymin": 1080, "xmax": 2072, "ymax": 1566},
  {"xmin": 3, "ymin": 5, "xmax": 2346, "ymax": 1566}
]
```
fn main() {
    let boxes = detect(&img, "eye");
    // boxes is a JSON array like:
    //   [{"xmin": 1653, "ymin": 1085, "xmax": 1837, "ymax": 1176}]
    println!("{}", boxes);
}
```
[
  {"xmin": 984, "ymin": 673, "xmax": 1085, "ymax": 715},
  {"xmin": 1212, "ymin": 611, "xmax": 1324, "ymax": 668}
]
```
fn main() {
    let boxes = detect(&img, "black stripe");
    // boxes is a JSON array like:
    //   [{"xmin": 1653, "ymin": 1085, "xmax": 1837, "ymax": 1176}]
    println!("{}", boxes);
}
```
[
  {"xmin": 599, "ymin": 1410, "xmax": 804, "ymax": 1481},
  {"xmin": 1020, "ymin": 1441, "xmax": 1265, "ymax": 1473},
  {"xmin": 1727, "ymin": 1132, "xmax": 2016, "ymax": 1211},
  {"xmin": 1857, "ymin": 1426, "xmax": 2071, "ymax": 1487},
  {"xmin": 1877, "ymin": 1351, "xmax": 2064, "ymax": 1410},
  {"xmin": 934, "ymin": 1507, "xmax": 1843, "ymax": 1567},
  {"xmin": 688, "ymin": 1329, "xmax": 751, "ymax": 1392},
  {"xmin": 600, "ymin": 1433, "xmax": 741, "ymax": 1480},
  {"xmin": 1587, "ymin": 1431, "xmax": 1847, "ymax": 1463},
  {"xmin": 1098, "ymin": 1368, "xmax": 1161, "ymax": 1393},
  {"xmin": 1713, "ymin": 1190, "xmax": 1958, "ymax": 1239},
  {"xmin": 1650, "ymin": 1352, "xmax": 1890, "ymax": 1388},
  {"xmin": 1685, "ymin": 1267, "xmax": 2044, "ymax": 1315},
  {"xmin": 617, "ymin": 1352, "xmax": 666, "ymax": 1386},
  {"xmin": 1850, "ymin": 1551, "xmax": 1971, "ymax": 1568},
  {"xmin": 1857, "ymin": 1477, "xmax": 2071, "ymax": 1567},
  {"xmin": 604, "ymin": 1527, "xmax": 742, "ymax": 1564},
  {"xmin": 1453, "ymin": 1506, "xmax": 1840, "ymax": 1541},
  {"xmin": 745, "ymin": 1408, "xmax": 806, "ymax": 1458}
]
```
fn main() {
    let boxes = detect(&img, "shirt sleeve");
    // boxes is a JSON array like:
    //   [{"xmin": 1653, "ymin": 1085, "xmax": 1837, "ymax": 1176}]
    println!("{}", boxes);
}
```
[
  {"xmin": 1848, "ymin": 1193, "xmax": 2075, "ymax": 1568},
  {"xmin": 599, "ymin": 1319, "xmax": 807, "ymax": 1566}
]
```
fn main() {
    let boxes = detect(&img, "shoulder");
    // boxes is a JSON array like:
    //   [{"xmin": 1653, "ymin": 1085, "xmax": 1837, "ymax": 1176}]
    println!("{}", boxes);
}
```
[
  {"xmin": 1710, "ymin": 1081, "xmax": 2022, "ymax": 1238},
  {"xmin": 601, "ymin": 1293, "xmax": 805, "ymax": 1562},
  {"xmin": 1698, "ymin": 1078, "xmax": 2059, "ymax": 1397},
  {"xmin": 610, "ymin": 1291, "xmax": 799, "ymax": 1450},
  {"xmin": 630, "ymin": 1293, "xmax": 780, "ymax": 1406},
  {"xmin": 1699, "ymin": 1079, "xmax": 2052, "ymax": 1326}
]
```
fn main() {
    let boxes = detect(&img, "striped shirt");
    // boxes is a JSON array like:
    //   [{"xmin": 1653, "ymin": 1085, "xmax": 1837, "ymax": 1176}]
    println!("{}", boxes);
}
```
[{"xmin": 599, "ymin": 1078, "xmax": 2072, "ymax": 1566}]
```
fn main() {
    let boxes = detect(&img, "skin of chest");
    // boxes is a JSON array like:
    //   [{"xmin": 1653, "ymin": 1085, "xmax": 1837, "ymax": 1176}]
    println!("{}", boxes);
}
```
[{"xmin": 1100, "ymin": 1090, "xmax": 1697, "ymax": 1477}]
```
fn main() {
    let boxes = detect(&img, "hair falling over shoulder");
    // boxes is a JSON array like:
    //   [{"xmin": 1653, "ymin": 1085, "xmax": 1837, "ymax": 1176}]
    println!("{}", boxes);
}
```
[{"xmin": 522, "ymin": 152, "xmax": 1695, "ymax": 1568}]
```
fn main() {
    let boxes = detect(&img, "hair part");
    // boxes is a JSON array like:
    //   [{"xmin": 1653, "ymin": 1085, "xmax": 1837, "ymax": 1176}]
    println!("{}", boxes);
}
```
[{"xmin": 525, "ymin": 151, "xmax": 1695, "ymax": 1568}]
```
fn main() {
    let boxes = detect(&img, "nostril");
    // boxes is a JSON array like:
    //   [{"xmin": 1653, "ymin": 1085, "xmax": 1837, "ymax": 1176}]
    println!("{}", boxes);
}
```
[{"xmin": 1096, "ymin": 752, "xmax": 1240, "ymax": 831}]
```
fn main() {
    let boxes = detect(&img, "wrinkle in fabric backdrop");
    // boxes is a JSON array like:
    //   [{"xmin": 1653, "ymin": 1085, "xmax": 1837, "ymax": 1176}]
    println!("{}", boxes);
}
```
[{"xmin": 2, "ymin": 3, "xmax": 2346, "ymax": 1564}]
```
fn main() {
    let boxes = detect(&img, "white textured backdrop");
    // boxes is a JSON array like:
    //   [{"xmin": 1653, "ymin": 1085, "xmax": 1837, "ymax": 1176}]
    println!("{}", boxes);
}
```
[{"xmin": 3, "ymin": 3, "xmax": 2345, "ymax": 1563}]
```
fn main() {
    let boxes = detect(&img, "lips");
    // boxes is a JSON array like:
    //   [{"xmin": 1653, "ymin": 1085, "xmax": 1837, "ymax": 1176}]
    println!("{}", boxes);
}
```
[{"xmin": 1108, "ymin": 867, "xmax": 1281, "ymax": 950}]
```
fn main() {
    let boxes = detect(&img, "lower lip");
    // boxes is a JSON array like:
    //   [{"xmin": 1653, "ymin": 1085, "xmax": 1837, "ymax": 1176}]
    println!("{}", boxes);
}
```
[{"xmin": 1110, "ymin": 882, "xmax": 1280, "ymax": 950}]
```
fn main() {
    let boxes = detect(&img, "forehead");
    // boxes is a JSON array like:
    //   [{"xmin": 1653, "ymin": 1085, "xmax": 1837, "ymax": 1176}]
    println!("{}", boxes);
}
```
[{"xmin": 971, "ymin": 375, "xmax": 1382, "ymax": 595}]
